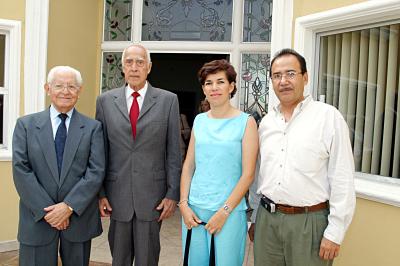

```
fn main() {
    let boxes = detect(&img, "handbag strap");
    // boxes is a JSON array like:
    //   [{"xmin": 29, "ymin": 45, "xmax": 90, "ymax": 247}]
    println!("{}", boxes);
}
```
[{"xmin": 183, "ymin": 222, "xmax": 215, "ymax": 266}]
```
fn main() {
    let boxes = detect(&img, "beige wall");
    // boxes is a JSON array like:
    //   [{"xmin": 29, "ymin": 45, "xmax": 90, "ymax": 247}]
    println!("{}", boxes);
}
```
[
  {"xmin": 47, "ymin": 0, "xmax": 103, "ymax": 117},
  {"xmin": 0, "ymin": 0, "xmax": 25, "ymax": 243},
  {"xmin": 292, "ymin": 1, "xmax": 400, "ymax": 265},
  {"xmin": 336, "ymin": 198, "xmax": 400, "ymax": 266},
  {"xmin": 293, "ymin": 0, "xmax": 366, "ymax": 18}
]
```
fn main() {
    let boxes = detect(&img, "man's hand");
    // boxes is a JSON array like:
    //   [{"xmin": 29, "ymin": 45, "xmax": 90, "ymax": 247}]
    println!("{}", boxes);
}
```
[
  {"xmin": 99, "ymin": 197, "xmax": 112, "ymax": 217},
  {"xmin": 319, "ymin": 237, "xmax": 340, "ymax": 260},
  {"xmin": 55, "ymin": 219, "xmax": 70, "ymax": 231},
  {"xmin": 44, "ymin": 202, "xmax": 73, "ymax": 228},
  {"xmin": 248, "ymin": 223, "xmax": 255, "ymax": 242},
  {"xmin": 156, "ymin": 198, "xmax": 177, "ymax": 222}
]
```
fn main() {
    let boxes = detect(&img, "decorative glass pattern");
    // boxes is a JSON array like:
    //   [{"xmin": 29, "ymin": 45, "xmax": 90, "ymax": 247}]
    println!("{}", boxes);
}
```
[
  {"xmin": 104, "ymin": 0, "xmax": 132, "ymax": 41},
  {"xmin": 101, "ymin": 52, "xmax": 125, "ymax": 93},
  {"xmin": 142, "ymin": 0, "xmax": 233, "ymax": 41},
  {"xmin": 243, "ymin": 0, "xmax": 272, "ymax": 42},
  {"xmin": 240, "ymin": 53, "xmax": 270, "ymax": 122}
]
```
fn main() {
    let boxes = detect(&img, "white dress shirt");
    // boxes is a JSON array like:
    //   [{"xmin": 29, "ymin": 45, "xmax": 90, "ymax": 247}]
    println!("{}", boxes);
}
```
[
  {"xmin": 50, "ymin": 105, "xmax": 74, "ymax": 140},
  {"xmin": 126, "ymin": 82, "xmax": 148, "ymax": 112},
  {"xmin": 255, "ymin": 95, "xmax": 356, "ymax": 244}
]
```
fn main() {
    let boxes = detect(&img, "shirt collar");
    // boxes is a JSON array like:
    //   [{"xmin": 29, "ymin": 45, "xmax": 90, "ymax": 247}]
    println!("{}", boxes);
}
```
[
  {"xmin": 50, "ymin": 104, "xmax": 74, "ymax": 120},
  {"xmin": 273, "ymin": 95, "xmax": 313, "ymax": 115},
  {"xmin": 126, "ymin": 81, "xmax": 148, "ymax": 99}
]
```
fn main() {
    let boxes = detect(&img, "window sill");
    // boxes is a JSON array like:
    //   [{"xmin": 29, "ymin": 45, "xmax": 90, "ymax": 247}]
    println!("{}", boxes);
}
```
[
  {"xmin": 355, "ymin": 172, "xmax": 400, "ymax": 208},
  {"xmin": 0, "ymin": 149, "xmax": 12, "ymax": 161}
]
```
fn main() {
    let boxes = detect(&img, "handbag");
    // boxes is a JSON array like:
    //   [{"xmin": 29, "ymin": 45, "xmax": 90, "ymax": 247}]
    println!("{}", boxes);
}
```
[{"xmin": 183, "ymin": 222, "xmax": 215, "ymax": 266}]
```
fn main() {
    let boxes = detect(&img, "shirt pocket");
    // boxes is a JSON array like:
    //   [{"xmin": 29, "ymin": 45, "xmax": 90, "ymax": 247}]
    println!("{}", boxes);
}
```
[{"xmin": 292, "ymin": 141, "xmax": 328, "ymax": 177}]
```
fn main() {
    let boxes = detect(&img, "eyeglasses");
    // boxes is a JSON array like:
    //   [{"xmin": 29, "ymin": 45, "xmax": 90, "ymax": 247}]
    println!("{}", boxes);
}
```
[
  {"xmin": 51, "ymin": 84, "xmax": 79, "ymax": 93},
  {"xmin": 271, "ymin": 71, "xmax": 303, "ymax": 82},
  {"xmin": 124, "ymin": 57, "xmax": 146, "ymax": 68}
]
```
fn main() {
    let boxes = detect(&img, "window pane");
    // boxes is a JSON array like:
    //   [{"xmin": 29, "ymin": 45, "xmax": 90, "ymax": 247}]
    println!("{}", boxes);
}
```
[
  {"xmin": 0, "ymin": 34, "xmax": 5, "ymax": 87},
  {"xmin": 142, "ymin": 0, "xmax": 233, "ymax": 41},
  {"xmin": 0, "ymin": 94, "xmax": 3, "ymax": 144},
  {"xmin": 101, "ymin": 52, "xmax": 125, "ymax": 93},
  {"xmin": 317, "ymin": 23, "xmax": 400, "ymax": 178},
  {"xmin": 240, "ymin": 53, "xmax": 270, "ymax": 123},
  {"xmin": 243, "ymin": 0, "xmax": 272, "ymax": 42},
  {"xmin": 104, "ymin": 0, "xmax": 132, "ymax": 41}
]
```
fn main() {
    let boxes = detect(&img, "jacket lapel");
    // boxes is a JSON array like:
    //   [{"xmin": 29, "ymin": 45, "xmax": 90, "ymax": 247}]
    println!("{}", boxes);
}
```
[
  {"xmin": 59, "ymin": 110, "xmax": 84, "ymax": 186},
  {"xmin": 139, "ymin": 84, "xmax": 157, "ymax": 120},
  {"xmin": 36, "ymin": 109, "xmax": 60, "ymax": 185},
  {"xmin": 113, "ymin": 86, "xmax": 130, "ymax": 123}
]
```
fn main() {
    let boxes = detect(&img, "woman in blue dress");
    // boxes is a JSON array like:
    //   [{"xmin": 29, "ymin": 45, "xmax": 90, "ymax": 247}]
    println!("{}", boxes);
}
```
[{"xmin": 179, "ymin": 59, "xmax": 259, "ymax": 266}]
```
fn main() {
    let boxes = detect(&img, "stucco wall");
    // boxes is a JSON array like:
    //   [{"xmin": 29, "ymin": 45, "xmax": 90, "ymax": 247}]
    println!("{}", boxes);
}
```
[
  {"xmin": 46, "ymin": 0, "xmax": 103, "ymax": 117},
  {"xmin": 0, "ymin": 0, "xmax": 25, "ymax": 243},
  {"xmin": 292, "ymin": 1, "xmax": 400, "ymax": 265}
]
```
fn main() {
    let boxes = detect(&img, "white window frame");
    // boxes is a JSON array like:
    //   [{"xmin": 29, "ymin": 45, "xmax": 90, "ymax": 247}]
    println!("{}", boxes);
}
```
[
  {"xmin": 0, "ymin": 19, "xmax": 21, "ymax": 161},
  {"xmin": 101, "ymin": 0, "xmax": 290, "ymax": 108},
  {"xmin": 293, "ymin": 0, "xmax": 400, "ymax": 207}
]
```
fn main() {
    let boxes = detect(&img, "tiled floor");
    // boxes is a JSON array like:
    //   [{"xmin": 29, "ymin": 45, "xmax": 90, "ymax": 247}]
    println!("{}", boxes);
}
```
[{"xmin": 0, "ymin": 212, "xmax": 254, "ymax": 265}]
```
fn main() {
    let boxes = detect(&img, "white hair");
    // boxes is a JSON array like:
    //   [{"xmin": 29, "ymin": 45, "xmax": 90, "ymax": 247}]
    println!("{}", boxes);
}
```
[
  {"xmin": 121, "ymin": 44, "xmax": 152, "ymax": 67},
  {"xmin": 47, "ymin": 66, "xmax": 83, "ymax": 86}
]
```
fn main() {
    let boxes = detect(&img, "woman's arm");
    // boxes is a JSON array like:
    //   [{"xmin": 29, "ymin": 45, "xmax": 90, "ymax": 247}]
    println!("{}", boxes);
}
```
[{"xmin": 179, "ymin": 131, "xmax": 202, "ymax": 228}]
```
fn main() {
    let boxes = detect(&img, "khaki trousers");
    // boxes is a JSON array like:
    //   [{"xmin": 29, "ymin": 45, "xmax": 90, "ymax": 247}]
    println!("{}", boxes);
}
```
[{"xmin": 254, "ymin": 204, "xmax": 333, "ymax": 266}]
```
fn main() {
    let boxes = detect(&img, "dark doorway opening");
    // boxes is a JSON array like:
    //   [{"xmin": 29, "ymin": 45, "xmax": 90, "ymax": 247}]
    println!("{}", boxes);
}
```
[{"xmin": 148, "ymin": 53, "xmax": 229, "ymax": 126}]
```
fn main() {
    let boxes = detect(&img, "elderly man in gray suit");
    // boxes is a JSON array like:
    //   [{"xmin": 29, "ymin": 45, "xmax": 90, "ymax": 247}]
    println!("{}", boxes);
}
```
[
  {"xmin": 96, "ymin": 44, "xmax": 181, "ymax": 266},
  {"xmin": 12, "ymin": 66, "xmax": 105, "ymax": 266}
]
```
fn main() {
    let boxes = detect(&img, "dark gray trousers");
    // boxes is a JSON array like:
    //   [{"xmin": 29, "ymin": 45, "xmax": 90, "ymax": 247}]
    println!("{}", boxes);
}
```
[
  {"xmin": 108, "ymin": 217, "xmax": 162, "ymax": 266},
  {"xmin": 19, "ymin": 234, "xmax": 91, "ymax": 266}
]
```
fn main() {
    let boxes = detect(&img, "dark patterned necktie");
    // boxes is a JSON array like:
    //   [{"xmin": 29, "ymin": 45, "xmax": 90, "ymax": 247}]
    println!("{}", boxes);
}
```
[
  {"xmin": 55, "ymin": 113, "xmax": 68, "ymax": 176},
  {"xmin": 129, "ymin": 92, "xmax": 140, "ymax": 138}
]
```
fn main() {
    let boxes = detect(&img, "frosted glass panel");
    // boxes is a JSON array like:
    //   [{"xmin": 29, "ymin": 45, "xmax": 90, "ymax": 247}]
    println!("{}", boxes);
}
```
[
  {"xmin": 101, "ymin": 52, "xmax": 125, "ymax": 93},
  {"xmin": 240, "ymin": 53, "xmax": 270, "ymax": 122},
  {"xmin": 243, "ymin": 0, "xmax": 272, "ymax": 42},
  {"xmin": 104, "ymin": 0, "xmax": 132, "ymax": 41},
  {"xmin": 142, "ymin": 0, "xmax": 233, "ymax": 41}
]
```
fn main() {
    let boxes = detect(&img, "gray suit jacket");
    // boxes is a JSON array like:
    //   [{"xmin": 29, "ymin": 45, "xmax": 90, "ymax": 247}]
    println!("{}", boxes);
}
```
[
  {"xmin": 96, "ymin": 84, "xmax": 181, "ymax": 222},
  {"xmin": 12, "ymin": 108, "xmax": 105, "ymax": 246}
]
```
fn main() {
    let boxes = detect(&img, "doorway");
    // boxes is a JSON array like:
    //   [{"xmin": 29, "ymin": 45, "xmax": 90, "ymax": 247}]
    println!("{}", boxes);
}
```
[{"xmin": 148, "ymin": 53, "xmax": 229, "ymax": 126}]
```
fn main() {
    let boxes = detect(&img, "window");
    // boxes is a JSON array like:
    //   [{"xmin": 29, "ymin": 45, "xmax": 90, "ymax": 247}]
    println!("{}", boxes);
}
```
[
  {"xmin": 294, "ymin": 1, "xmax": 400, "ymax": 206},
  {"xmin": 317, "ymin": 24, "xmax": 400, "ymax": 179},
  {"xmin": 101, "ymin": 0, "xmax": 272, "ymax": 117},
  {"xmin": 0, "ymin": 19, "xmax": 21, "ymax": 160}
]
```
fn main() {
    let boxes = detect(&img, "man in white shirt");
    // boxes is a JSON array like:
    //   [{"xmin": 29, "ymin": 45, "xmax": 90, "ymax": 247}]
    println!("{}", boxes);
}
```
[{"xmin": 249, "ymin": 49, "xmax": 356, "ymax": 266}]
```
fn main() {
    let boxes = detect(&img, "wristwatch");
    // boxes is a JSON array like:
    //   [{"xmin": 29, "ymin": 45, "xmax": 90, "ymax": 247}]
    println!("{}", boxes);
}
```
[{"xmin": 222, "ymin": 203, "xmax": 232, "ymax": 215}]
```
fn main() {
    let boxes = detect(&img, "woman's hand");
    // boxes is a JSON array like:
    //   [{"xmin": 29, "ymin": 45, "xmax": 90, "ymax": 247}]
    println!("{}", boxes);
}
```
[
  {"xmin": 180, "ymin": 204, "xmax": 202, "ymax": 229},
  {"xmin": 205, "ymin": 209, "xmax": 229, "ymax": 234}
]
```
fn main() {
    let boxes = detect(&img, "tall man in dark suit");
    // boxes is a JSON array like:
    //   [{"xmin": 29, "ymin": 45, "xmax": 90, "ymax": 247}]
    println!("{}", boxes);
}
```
[
  {"xmin": 96, "ymin": 44, "xmax": 181, "ymax": 265},
  {"xmin": 12, "ymin": 66, "xmax": 105, "ymax": 266}
]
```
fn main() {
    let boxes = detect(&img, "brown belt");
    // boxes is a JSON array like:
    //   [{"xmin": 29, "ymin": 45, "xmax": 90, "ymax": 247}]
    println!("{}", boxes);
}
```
[{"xmin": 261, "ymin": 196, "xmax": 329, "ymax": 214}]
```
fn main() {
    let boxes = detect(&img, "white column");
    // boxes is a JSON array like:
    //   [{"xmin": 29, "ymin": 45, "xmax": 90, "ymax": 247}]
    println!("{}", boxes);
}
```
[
  {"xmin": 24, "ymin": 0, "xmax": 49, "ymax": 114},
  {"xmin": 269, "ymin": 0, "xmax": 293, "ymax": 111}
]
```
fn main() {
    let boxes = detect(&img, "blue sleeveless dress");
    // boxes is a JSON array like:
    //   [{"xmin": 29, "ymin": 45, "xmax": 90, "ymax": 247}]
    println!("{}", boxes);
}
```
[{"xmin": 182, "ymin": 111, "xmax": 249, "ymax": 266}]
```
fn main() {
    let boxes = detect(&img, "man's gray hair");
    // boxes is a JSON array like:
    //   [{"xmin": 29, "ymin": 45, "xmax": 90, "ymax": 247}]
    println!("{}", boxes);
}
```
[
  {"xmin": 121, "ymin": 44, "xmax": 152, "ymax": 67},
  {"xmin": 47, "ymin": 66, "xmax": 83, "ymax": 86}
]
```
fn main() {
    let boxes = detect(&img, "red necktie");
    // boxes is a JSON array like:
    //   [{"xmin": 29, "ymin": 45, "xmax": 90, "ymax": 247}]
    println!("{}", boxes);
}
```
[{"xmin": 129, "ymin": 92, "xmax": 140, "ymax": 138}]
